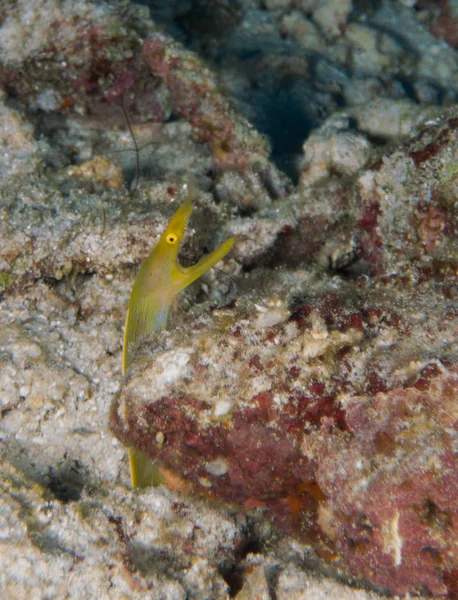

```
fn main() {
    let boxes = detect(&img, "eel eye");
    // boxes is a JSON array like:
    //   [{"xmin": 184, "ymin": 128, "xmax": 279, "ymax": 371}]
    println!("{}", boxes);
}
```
[{"xmin": 166, "ymin": 233, "xmax": 178, "ymax": 245}]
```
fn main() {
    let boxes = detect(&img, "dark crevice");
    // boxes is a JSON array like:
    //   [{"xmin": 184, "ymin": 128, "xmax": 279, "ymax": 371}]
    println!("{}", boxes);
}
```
[
  {"xmin": 46, "ymin": 459, "xmax": 86, "ymax": 503},
  {"xmin": 218, "ymin": 523, "xmax": 267, "ymax": 596}
]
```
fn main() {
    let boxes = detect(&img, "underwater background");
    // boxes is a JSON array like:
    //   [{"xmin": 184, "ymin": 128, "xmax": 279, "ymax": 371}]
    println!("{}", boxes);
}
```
[{"xmin": 0, "ymin": 1, "xmax": 457, "ymax": 598}]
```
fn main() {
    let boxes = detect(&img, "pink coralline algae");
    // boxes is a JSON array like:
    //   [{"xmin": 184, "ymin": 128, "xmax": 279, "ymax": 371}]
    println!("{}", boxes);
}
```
[
  {"xmin": 0, "ymin": 4, "xmax": 282, "ymax": 184},
  {"xmin": 0, "ymin": 4, "xmax": 169, "ymax": 125},
  {"xmin": 356, "ymin": 114, "xmax": 458, "ymax": 273},
  {"xmin": 270, "ymin": 110, "xmax": 458, "ymax": 276},
  {"xmin": 111, "ymin": 259, "xmax": 458, "ymax": 596},
  {"xmin": 142, "ymin": 34, "xmax": 271, "ymax": 172},
  {"xmin": 423, "ymin": 0, "xmax": 458, "ymax": 49}
]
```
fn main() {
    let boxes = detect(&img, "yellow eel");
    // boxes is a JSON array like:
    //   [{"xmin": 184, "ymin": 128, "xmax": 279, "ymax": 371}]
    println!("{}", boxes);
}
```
[{"xmin": 122, "ymin": 186, "xmax": 235, "ymax": 488}]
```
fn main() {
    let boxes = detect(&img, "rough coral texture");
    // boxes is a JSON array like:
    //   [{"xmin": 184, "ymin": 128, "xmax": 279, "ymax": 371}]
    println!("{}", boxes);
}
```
[
  {"xmin": 110, "ymin": 108, "xmax": 458, "ymax": 597},
  {"xmin": 0, "ymin": 0, "xmax": 154, "ymax": 117},
  {"xmin": 0, "ymin": 451, "xmax": 242, "ymax": 599},
  {"xmin": 0, "ymin": 0, "xmax": 172, "ymax": 176},
  {"xmin": 1, "ymin": 447, "xmax": 388, "ymax": 599},
  {"xmin": 1, "ymin": 0, "xmax": 458, "ymax": 598},
  {"xmin": 269, "ymin": 107, "xmax": 458, "ymax": 276},
  {"xmin": 111, "ymin": 272, "xmax": 458, "ymax": 596},
  {"xmin": 357, "ymin": 113, "xmax": 458, "ymax": 273},
  {"xmin": 141, "ymin": 33, "xmax": 273, "ymax": 174}
]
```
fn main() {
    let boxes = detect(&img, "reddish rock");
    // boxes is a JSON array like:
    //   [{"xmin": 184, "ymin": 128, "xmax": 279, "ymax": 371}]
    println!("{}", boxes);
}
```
[
  {"xmin": 142, "ymin": 33, "xmax": 272, "ymax": 173},
  {"xmin": 111, "ymin": 272, "xmax": 458, "ymax": 596},
  {"xmin": 273, "ymin": 110, "xmax": 458, "ymax": 275},
  {"xmin": 0, "ymin": 4, "xmax": 169, "ymax": 127},
  {"xmin": 356, "ymin": 114, "xmax": 458, "ymax": 273},
  {"xmin": 427, "ymin": 0, "xmax": 458, "ymax": 49}
]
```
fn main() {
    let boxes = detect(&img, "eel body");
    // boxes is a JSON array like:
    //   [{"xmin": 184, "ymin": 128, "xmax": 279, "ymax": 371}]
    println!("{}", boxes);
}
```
[{"xmin": 123, "ymin": 190, "xmax": 235, "ymax": 488}]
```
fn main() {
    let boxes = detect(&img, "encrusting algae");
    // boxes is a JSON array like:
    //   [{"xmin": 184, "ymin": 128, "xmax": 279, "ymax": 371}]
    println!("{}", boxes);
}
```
[{"xmin": 122, "ymin": 184, "xmax": 235, "ymax": 488}]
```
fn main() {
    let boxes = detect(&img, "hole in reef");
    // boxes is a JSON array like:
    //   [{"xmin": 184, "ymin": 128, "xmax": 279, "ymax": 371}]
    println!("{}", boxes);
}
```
[
  {"xmin": 219, "ymin": 561, "xmax": 244, "ymax": 597},
  {"xmin": 219, "ymin": 533, "xmax": 266, "ymax": 596},
  {"xmin": 47, "ymin": 459, "xmax": 85, "ymax": 503}
]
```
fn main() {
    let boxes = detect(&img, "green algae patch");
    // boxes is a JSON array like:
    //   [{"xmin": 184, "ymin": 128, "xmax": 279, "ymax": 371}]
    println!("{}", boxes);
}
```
[
  {"xmin": 442, "ymin": 161, "xmax": 458, "ymax": 181},
  {"xmin": 0, "ymin": 271, "xmax": 15, "ymax": 291}
]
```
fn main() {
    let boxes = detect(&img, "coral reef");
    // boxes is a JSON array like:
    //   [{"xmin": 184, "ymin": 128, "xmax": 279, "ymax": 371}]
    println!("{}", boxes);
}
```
[
  {"xmin": 142, "ymin": 33, "xmax": 271, "ymax": 173},
  {"xmin": 1, "ymin": 0, "xmax": 458, "ymax": 597},
  {"xmin": 112, "ymin": 273, "xmax": 457, "ymax": 596},
  {"xmin": 0, "ymin": 0, "xmax": 158, "ymax": 121},
  {"xmin": 111, "ymin": 106, "xmax": 458, "ymax": 597},
  {"xmin": 0, "ymin": 450, "xmax": 242, "ymax": 599}
]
